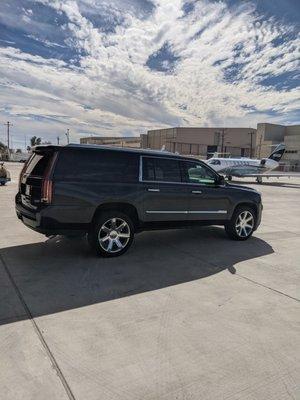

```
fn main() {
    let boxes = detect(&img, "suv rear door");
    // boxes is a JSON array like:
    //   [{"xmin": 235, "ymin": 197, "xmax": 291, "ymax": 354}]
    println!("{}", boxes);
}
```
[
  {"xmin": 19, "ymin": 148, "xmax": 57, "ymax": 209},
  {"xmin": 140, "ymin": 156, "xmax": 191, "ymax": 221},
  {"xmin": 180, "ymin": 160, "xmax": 230, "ymax": 221}
]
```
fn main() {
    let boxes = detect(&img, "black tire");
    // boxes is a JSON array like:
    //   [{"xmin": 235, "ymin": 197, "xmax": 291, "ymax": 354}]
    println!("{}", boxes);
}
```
[
  {"xmin": 0, "ymin": 182, "xmax": 5, "ymax": 186},
  {"xmin": 88, "ymin": 211, "xmax": 134, "ymax": 257},
  {"xmin": 225, "ymin": 206, "xmax": 256, "ymax": 241}
]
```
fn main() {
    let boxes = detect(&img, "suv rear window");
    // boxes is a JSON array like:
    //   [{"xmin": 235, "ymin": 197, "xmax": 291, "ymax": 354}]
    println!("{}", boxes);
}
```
[
  {"xmin": 54, "ymin": 149, "xmax": 139, "ymax": 183},
  {"xmin": 142, "ymin": 157, "xmax": 182, "ymax": 182},
  {"xmin": 24, "ymin": 152, "xmax": 53, "ymax": 176}
]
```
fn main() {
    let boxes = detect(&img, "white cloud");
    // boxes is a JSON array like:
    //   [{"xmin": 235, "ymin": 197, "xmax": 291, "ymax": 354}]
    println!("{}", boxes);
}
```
[{"xmin": 0, "ymin": 0, "xmax": 299, "ymax": 147}]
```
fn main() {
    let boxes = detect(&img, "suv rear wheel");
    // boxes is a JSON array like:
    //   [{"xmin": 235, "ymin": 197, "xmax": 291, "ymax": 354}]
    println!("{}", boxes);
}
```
[
  {"xmin": 225, "ymin": 206, "xmax": 256, "ymax": 241},
  {"xmin": 88, "ymin": 211, "xmax": 134, "ymax": 257}
]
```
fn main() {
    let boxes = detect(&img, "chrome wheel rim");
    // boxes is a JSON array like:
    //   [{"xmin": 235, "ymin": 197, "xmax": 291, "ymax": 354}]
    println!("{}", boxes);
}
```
[
  {"xmin": 98, "ymin": 218, "xmax": 130, "ymax": 253},
  {"xmin": 235, "ymin": 211, "xmax": 254, "ymax": 238}
]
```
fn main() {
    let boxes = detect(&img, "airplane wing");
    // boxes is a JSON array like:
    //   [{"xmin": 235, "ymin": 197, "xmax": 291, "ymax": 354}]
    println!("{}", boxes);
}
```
[
  {"xmin": 240, "ymin": 173, "xmax": 300, "ymax": 178},
  {"xmin": 230, "ymin": 172, "xmax": 300, "ymax": 183}
]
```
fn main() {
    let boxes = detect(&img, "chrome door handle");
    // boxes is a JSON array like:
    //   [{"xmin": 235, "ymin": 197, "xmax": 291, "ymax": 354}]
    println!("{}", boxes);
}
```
[
  {"xmin": 192, "ymin": 190, "xmax": 202, "ymax": 194},
  {"xmin": 147, "ymin": 188, "xmax": 160, "ymax": 192}
]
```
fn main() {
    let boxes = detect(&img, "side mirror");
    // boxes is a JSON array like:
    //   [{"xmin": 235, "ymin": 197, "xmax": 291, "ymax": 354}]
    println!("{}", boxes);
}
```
[{"xmin": 216, "ymin": 175, "xmax": 225, "ymax": 186}]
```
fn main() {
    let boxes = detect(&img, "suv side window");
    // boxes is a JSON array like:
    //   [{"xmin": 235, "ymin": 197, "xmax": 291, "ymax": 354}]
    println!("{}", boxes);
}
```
[
  {"xmin": 143, "ymin": 157, "xmax": 181, "ymax": 183},
  {"xmin": 55, "ymin": 149, "xmax": 139, "ymax": 183},
  {"xmin": 181, "ymin": 161, "xmax": 216, "ymax": 185}
]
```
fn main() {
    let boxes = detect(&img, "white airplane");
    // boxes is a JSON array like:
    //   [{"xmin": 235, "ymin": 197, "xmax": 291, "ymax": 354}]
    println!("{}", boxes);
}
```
[{"xmin": 206, "ymin": 143, "xmax": 298, "ymax": 183}]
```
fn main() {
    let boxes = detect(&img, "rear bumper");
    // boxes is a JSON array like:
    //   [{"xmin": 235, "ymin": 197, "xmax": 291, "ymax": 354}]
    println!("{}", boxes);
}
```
[
  {"xmin": 15, "ymin": 202, "xmax": 43, "ymax": 232},
  {"xmin": 15, "ymin": 196, "xmax": 89, "ymax": 235}
]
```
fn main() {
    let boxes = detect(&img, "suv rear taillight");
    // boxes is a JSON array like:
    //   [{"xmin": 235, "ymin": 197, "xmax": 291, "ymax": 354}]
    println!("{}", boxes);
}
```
[
  {"xmin": 41, "ymin": 152, "xmax": 58, "ymax": 204},
  {"xmin": 41, "ymin": 179, "xmax": 53, "ymax": 204}
]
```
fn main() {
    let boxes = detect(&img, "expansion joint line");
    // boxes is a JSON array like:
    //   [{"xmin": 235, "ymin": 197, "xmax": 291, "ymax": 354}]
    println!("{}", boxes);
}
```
[
  {"xmin": 0, "ymin": 253, "xmax": 76, "ymax": 400},
  {"xmin": 236, "ymin": 272, "xmax": 300, "ymax": 303}
]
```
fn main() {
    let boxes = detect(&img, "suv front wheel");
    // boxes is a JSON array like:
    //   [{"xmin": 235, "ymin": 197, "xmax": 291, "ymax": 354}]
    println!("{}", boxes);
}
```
[
  {"xmin": 225, "ymin": 206, "xmax": 256, "ymax": 241},
  {"xmin": 88, "ymin": 211, "xmax": 134, "ymax": 257}
]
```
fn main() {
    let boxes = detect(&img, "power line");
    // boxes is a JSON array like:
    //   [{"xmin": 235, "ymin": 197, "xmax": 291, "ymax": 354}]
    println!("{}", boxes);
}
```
[{"xmin": 4, "ymin": 121, "xmax": 12, "ymax": 160}]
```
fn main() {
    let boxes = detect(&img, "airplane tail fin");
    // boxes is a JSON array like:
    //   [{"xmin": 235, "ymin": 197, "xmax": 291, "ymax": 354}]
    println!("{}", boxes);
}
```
[{"xmin": 268, "ymin": 143, "xmax": 285, "ymax": 162}]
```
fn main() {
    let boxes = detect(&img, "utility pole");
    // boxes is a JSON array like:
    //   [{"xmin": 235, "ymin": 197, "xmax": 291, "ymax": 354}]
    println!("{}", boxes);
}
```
[
  {"xmin": 248, "ymin": 131, "xmax": 255, "ymax": 158},
  {"xmin": 57, "ymin": 136, "xmax": 60, "ymax": 145},
  {"xmin": 65, "ymin": 129, "xmax": 70, "ymax": 144},
  {"xmin": 4, "ymin": 121, "xmax": 12, "ymax": 160}
]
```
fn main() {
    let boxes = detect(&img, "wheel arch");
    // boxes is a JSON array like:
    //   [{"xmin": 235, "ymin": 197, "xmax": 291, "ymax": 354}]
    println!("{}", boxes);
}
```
[
  {"xmin": 91, "ymin": 202, "xmax": 140, "ymax": 230},
  {"xmin": 232, "ymin": 202, "xmax": 258, "ymax": 218}
]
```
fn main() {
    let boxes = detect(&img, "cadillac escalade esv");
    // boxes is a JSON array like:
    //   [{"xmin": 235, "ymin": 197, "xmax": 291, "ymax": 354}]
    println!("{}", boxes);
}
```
[{"xmin": 16, "ymin": 144, "xmax": 262, "ymax": 257}]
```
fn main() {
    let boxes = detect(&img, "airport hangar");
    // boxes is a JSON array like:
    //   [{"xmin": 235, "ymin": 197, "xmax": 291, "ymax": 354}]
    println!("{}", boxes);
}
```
[
  {"xmin": 140, "ymin": 123, "xmax": 300, "ymax": 169},
  {"xmin": 80, "ymin": 123, "xmax": 300, "ymax": 170},
  {"xmin": 80, "ymin": 136, "xmax": 141, "ymax": 148}
]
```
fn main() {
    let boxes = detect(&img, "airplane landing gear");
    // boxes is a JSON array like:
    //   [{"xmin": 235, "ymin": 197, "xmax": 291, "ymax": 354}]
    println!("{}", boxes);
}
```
[{"xmin": 256, "ymin": 176, "xmax": 263, "ymax": 184}]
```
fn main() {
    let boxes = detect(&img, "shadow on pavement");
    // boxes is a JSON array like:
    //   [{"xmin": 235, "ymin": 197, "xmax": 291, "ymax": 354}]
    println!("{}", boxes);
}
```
[{"xmin": 0, "ymin": 227, "xmax": 273, "ymax": 325}]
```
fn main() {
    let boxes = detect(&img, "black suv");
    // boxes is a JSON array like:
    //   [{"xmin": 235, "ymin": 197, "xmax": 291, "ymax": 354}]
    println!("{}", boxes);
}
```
[{"xmin": 16, "ymin": 144, "xmax": 262, "ymax": 257}]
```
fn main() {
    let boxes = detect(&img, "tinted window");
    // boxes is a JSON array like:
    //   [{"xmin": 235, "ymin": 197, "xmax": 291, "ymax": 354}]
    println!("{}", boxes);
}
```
[
  {"xmin": 143, "ymin": 157, "xmax": 181, "ymax": 182},
  {"xmin": 55, "ymin": 149, "xmax": 138, "ymax": 183},
  {"xmin": 25, "ymin": 152, "xmax": 52, "ymax": 176},
  {"xmin": 143, "ymin": 157, "xmax": 155, "ymax": 180},
  {"xmin": 182, "ymin": 161, "xmax": 216, "ymax": 185}
]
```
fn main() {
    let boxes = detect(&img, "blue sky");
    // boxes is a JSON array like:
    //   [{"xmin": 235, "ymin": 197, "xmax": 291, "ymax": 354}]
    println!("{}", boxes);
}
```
[{"xmin": 0, "ymin": 0, "xmax": 299, "ymax": 148}]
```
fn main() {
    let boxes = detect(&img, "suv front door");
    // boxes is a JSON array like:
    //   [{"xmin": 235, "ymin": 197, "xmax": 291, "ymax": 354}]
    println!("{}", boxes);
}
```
[
  {"xmin": 181, "ymin": 160, "xmax": 230, "ymax": 221},
  {"xmin": 141, "ymin": 156, "xmax": 191, "ymax": 222}
]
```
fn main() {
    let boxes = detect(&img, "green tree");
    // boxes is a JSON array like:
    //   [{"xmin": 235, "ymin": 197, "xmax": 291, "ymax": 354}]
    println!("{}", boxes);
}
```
[
  {"xmin": 30, "ymin": 136, "xmax": 42, "ymax": 147},
  {"xmin": 0, "ymin": 141, "xmax": 7, "ymax": 151},
  {"xmin": 0, "ymin": 142, "xmax": 8, "ymax": 160}
]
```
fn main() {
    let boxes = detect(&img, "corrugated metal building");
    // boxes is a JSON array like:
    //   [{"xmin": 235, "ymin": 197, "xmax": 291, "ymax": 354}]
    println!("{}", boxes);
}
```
[
  {"xmin": 257, "ymin": 123, "xmax": 300, "ymax": 167},
  {"xmin": 141, "ymin": 127, "xmax": 257, "ymax": 159},
  {"xmin": 141, "ymin": 124, "xmax": 300, "ymax": 167},
  {"xmin": 80, "ymin": 136, "xmax": 141, "ymax": 148}
]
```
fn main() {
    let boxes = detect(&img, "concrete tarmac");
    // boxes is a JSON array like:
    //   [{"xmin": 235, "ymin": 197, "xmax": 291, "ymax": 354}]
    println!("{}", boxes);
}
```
[{"xmin": 1, "ymin": 162, "xmax": 299, "ymax": 400}]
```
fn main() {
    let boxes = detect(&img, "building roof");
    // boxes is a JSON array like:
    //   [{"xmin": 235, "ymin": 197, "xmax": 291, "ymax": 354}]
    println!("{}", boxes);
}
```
[
  {"xmin": 81, "ymin": 136, "xmax": 140, "ymax": 140},
  {"xmin": 148, "ymin": 127, "xmax": 257, "ymax": 132}
]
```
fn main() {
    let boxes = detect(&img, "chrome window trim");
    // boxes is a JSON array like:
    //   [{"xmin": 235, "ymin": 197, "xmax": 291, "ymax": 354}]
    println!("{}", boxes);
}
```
[{"xmin": 139, "ymin": 155, "xmax": 143, "ymax": 182}]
